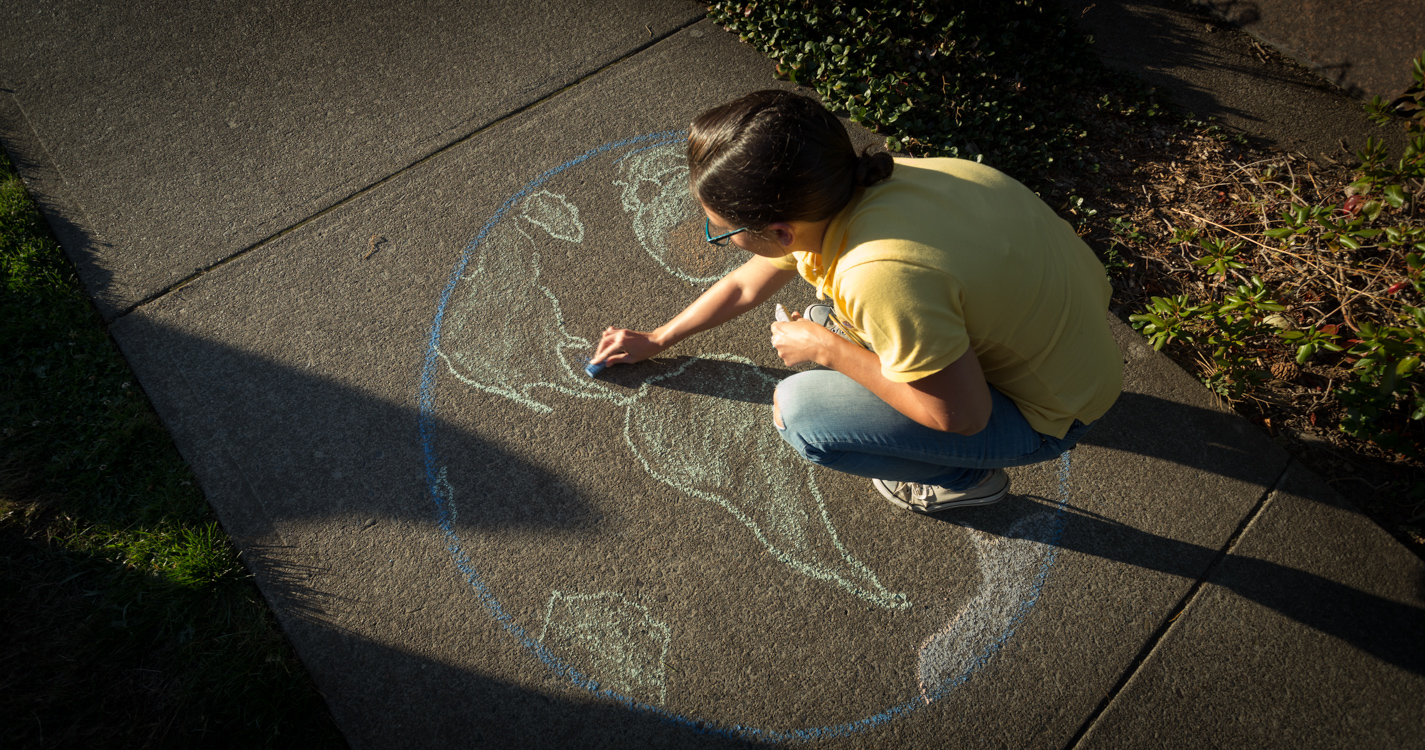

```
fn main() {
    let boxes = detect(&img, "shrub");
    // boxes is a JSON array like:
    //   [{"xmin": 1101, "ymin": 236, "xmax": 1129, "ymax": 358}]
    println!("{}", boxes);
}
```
[{"xmin": 708, "ymin": 0, "xmax": 1155, "ymax": 177}]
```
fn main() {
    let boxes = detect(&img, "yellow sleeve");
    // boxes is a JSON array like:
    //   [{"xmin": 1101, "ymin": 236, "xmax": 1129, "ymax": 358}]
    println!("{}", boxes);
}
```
[
  {"xmin": 837, "ymin": 259, "xmax": 970, "ymax": 382},
  {"xmin": 765, "ymin": 253, "xmax": 798, "ymax": 271}
]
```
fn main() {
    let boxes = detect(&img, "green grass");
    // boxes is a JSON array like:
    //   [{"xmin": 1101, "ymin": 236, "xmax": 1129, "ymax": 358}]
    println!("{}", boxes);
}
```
[{"xmin": 1, "ymin": 150, "xmax": 344, "ymax": 747}]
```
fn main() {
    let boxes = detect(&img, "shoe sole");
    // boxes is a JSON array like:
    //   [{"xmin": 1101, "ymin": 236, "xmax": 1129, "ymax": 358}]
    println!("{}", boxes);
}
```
[
  {"xmin": 874, "ymin": 472, "xmax": 1010, "ymax": 514},
  {"xmin": 804, "ymin": 304, "xmax": 866, "ymax": 349}
]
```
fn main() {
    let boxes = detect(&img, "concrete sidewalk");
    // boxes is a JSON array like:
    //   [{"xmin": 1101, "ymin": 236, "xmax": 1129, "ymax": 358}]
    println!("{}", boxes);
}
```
[
  {"xmin": 1193, "ymin": 0, "xmax": 1425, "ymax": 101},
  {"xmin": 1066, "ymin": 0, "xmax": 1423, "ymax": 162},
  {"xmin": 2, "ymin": 1, "xmax": 1422, "ymax": 747}
]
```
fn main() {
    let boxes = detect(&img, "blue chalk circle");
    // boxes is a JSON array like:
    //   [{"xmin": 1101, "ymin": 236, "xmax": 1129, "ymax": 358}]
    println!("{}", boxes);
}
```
[{"xmin": 416, "ymin": 131, "xmax": 1071, "ymax": 742}]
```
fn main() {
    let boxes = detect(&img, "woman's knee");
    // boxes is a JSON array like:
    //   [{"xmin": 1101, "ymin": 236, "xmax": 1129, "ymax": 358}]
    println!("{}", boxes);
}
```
[
  {"xmin": 772, "ymin": 371, "xmax": 846, "ymax": 466},
  {"xmin": 771, "ymin": 370, "xmax": 835, "ymax": 432}
]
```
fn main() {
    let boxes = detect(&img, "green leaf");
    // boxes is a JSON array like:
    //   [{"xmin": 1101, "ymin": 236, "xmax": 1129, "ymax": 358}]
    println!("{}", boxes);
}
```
[
  {"xmin": 1380, "ymin": 367, "xmax": 1399, "ymax": 395},
  {"xmin": 1384, "ymin": 184, "xmax": 1409, "ymax": 208}
]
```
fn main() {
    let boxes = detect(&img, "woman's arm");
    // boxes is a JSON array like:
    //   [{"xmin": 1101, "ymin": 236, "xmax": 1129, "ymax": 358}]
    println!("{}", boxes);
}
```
[
  {"xmin": 771, "ymin": 316, "xmax": 993, "ymax": 434},
  {"xmin": 591, "ymin": 256, "xmax": 798, "ymax": 366}
]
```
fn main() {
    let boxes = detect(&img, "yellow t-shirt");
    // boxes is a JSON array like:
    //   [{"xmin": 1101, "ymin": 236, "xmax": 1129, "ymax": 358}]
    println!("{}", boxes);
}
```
[{"xmin": 768, "ymin": 157, "xmax": 1122, "ymax": 438}]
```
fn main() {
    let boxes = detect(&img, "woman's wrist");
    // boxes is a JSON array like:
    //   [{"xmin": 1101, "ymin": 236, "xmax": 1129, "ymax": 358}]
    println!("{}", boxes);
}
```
[
  {"xmin": 648, "ymin": 325, "xmax": 677, "ymax": 351},
  {"xmin": 816, "ymin": 331, "xmax": 866, "ymax": 371}
]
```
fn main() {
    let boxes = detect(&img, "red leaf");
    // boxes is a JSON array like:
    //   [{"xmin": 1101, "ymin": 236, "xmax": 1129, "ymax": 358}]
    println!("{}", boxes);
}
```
[
  {"xmin": 1388, "ymin": 281, "xmax": 1408, "ymax": 295},
  {"xmin": 1343, "ymin": 194, "xmax": 1365, "ymax": 216}
]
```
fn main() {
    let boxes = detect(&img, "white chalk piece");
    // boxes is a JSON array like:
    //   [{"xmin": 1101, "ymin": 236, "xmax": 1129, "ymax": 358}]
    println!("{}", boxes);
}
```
[{"xmin": 774, "ymin": 303, "xmax": 790, "ymax": 322}]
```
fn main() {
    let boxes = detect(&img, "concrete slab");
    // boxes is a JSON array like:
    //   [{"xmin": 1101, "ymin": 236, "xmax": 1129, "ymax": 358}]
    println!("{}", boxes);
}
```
[
  {"xmin": 0, "ymin": 0, "xmax": 705, "ymax": 319},
  {"xmin": 1077, "ymin": 461, "xmax": 1425, "ymax": 749},
  {"xmin": 1194, "ymin": 0, "xmax": 1425, "ymax": 100},
  {"xmin": 1064, "ymin": 0, "xmax": 1409, "ymax": 162},
  {"xmin": 107, "ymin": 20, "xmax": 1302, "ymax": 748}
]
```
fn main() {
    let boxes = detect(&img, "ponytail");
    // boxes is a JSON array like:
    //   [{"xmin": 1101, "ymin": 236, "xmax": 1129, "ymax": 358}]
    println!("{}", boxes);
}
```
[
  {"xmin": 855, "ymin": 150, "xmax": 895, "ymax": 187},
  {"xmin": 687, "ymin": 90, "xmax": 895, "ymax": 229}
]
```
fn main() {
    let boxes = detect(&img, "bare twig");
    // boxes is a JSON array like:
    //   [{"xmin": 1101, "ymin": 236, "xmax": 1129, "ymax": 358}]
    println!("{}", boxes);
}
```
[{"xmin": 363, "ymin": 235, "xmax": 384, "ymax": 260}]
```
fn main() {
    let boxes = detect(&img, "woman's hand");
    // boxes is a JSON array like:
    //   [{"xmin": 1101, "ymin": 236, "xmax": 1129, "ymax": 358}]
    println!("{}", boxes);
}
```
[
  {"xmin": 770, "ymin": 311, "xmax": 838, "ymax": 367},
  {"xmin": 587, "ymin": 258, "xmax": 798, "ymax": 371},
  {"xmin": 591, "ymin": 326, "xmax": 666, "ymax": 367}
]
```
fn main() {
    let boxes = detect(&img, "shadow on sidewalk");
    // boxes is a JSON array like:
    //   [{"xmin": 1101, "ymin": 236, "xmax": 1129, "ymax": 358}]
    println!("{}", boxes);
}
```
[
  {"xmin": 926, "ymin": 387, "xmax": 1425, "ymax": 677},
  {"xmin": 965, "ymin": 494, "xmax": 1423, "ymax": 676},
  {"xmin": 100, "ymin": 310, "xmax": 782, "ymax": 747},
  {"xmin": 1061, "ymin": 0, "xmax": 1408, "ymax": 161}
]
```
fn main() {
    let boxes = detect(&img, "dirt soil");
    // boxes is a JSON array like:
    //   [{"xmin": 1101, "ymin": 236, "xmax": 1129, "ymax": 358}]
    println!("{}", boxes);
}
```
[{"xmin": 1039, "ymin": 105, "xmax": 1425, "ymax": 559}]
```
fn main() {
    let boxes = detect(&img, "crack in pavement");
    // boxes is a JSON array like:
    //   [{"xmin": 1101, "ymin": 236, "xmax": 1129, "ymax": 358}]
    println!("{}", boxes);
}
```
[
  {"xmin": 111, "ymin": 12, "xmax": 710, "ymax": 323},
  {"xmin": 1064, "ymin": 459, "xmax": 1295, "ymax": 749}
]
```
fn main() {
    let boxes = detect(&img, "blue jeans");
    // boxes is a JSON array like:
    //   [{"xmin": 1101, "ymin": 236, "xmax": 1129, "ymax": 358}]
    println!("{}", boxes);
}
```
[{"xmin": 774, "ymin": 370, "xmax": 1094, "ymax": 490}]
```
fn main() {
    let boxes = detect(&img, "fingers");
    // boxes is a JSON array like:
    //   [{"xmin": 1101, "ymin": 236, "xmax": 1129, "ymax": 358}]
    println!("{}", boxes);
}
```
[
  {"xmin": 591, "ymin": 326, "xmax": 659, "ymax": 366},
  {"xmin": 591, "ymin": 326, "xmax": 626, "ymax": 364},
  {"xmin": 768, "ymin": 319, "xmax": 821, "ymax": 367}
]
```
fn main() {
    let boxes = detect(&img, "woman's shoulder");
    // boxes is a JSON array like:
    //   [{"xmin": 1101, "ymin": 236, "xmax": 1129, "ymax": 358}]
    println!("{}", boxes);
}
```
[
  {"xmin": 834, "ymin": 240, "xmax": 961, "ymax": 285},
  {"xmin": 888, "ymin": 156, "xmax": 1015, "ymax": 186}
]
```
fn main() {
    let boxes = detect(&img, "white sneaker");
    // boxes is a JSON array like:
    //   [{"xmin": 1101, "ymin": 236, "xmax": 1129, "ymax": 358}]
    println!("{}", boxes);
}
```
[
  {"xmin": 803, "ymin": 304, "xmax": 868, "ymax": 348},
  {"xmin": 873, "ymin": 469, "xmax": 1010, "ymax": 513}
]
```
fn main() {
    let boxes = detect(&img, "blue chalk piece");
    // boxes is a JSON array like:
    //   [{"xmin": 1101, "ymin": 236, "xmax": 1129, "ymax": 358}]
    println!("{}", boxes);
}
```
[{"xmin": 585, "ymin": 360, "xmax": 607, "ymax": 378}]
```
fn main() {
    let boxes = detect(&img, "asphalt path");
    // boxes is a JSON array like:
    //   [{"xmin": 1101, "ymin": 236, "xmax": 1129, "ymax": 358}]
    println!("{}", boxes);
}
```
[{"xmin": 3, "ymin": 2, "xmax": 1422, "ymax": 747}]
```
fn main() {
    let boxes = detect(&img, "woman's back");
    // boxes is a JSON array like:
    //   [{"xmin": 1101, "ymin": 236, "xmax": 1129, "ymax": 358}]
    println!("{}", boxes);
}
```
[{"xmin": 772, "ymin": 157, "xmax": 1122, "ymax": 438}]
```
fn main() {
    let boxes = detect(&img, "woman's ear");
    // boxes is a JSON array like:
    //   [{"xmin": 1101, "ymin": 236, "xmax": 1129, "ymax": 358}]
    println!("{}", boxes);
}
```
[{"xmin": 767, "ymin": 222, "xmax": 796, "ymax": 247}]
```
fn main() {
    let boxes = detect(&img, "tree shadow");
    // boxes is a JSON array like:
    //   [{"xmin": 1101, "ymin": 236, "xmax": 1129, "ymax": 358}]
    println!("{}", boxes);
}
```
[
  {"xmin": 103, "ymin": 314, "xmax": 774, "ymax": 747},
  {"xmin": 245, "ymin": 541, "xmax": 763, "ymax": 749},
  {"xmin": 0, "ymin": 126, "xmax": 124, "ymax": 317},
  {"xmin": 1078, "ymin": 390, "xmax": 1273, "ymax": 482},
  {"xmin": 931, "ymin": 490, "xmax": 1425, "ymax": 676},
  {"xmin": 1060, "ymin": 0, "xmax": 1408, "ymax": 159}
]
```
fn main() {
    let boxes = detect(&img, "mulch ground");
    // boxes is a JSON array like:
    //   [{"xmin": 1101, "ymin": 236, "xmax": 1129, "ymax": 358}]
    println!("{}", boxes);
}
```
[{"xmin": 1043, "ymin": 106, "xmax": 1425, "ymax": 558}]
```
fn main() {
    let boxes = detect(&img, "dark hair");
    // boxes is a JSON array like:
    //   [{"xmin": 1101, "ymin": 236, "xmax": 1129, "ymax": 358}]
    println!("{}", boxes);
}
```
[{"xmin": 687, "ymin": 90, "xmax": 894, "ymax": 230}]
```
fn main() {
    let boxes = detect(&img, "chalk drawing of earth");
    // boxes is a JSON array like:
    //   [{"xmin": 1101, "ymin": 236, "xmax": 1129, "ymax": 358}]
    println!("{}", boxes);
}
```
[{"xmin": 417, "ymin": 131, "xmax": 1071, "ymax": 741}]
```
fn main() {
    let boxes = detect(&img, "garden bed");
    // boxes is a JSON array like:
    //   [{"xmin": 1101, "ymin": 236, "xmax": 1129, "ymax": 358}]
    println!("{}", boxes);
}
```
[{"xmin": 709, "ymin": 0, "xmax": 1425, "ymax": 555}]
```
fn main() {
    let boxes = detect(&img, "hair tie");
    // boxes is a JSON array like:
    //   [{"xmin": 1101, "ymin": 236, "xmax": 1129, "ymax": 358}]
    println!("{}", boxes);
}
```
[{"xmin": 854, "ymin": 154, "xmax": 871, "ymax": 185}]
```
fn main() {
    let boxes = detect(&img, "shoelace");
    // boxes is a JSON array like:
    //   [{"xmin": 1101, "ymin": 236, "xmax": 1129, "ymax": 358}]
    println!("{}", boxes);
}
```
[
  {"xmin": 900, "ymin": 482, "xmax": 936, "ymax": 505},
  {"xmin": 821, "ymin": 311, "xmax": 869, "ymax": 349}
]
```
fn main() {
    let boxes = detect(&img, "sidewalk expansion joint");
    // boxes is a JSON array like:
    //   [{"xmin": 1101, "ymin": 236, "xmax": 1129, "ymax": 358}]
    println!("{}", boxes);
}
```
[
  {"xmin": 110, "ymin": 12, "xmax": 709, "ymax": 322},
  {"xmin": 1063, "ymin": 459, "xmax": 1293, "ymax": 750}
]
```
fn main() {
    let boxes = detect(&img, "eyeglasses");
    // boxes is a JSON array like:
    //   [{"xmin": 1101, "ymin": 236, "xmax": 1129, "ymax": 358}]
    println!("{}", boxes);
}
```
[{"xmin": 704, "ymin": 218, "xmax": 749, "ymax": 246}]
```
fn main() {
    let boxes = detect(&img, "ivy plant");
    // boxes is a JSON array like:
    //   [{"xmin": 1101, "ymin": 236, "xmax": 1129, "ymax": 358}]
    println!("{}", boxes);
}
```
[{"xmin": 707, "ymin": 0, "xmax": 1157, "ymax": 177}]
